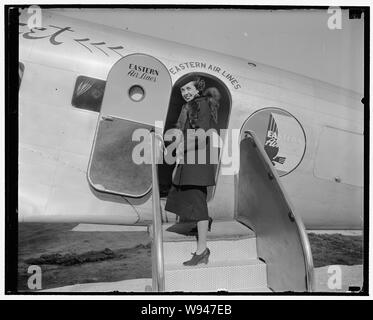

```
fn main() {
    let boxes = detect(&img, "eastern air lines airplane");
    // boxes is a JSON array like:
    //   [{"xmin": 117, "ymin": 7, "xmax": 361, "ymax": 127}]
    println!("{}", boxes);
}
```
[
  {"xmin": 17, "ymin": 9, "xmax": 365, "ymax": 293},
  {"xmin": 18, "ymin": 11, "xmax": 363, "ymax": 231}
]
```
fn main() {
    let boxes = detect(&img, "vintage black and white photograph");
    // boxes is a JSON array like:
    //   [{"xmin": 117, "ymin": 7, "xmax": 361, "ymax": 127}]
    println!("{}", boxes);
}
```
[{"xmin": 7, "ymin": 5, "xmax": 367, "ymax": 295}]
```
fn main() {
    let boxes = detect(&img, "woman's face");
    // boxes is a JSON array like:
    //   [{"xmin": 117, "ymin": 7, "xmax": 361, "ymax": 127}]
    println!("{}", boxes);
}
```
[{"xmin": 180, "ymin": 81, "xmax": 199, "ymax": 102}]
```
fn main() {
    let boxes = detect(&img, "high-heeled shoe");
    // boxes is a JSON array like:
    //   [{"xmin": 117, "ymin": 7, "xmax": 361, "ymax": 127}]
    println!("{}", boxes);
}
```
[
  {"xmin": 190, "ymin": 217, "xmax": 213, "ymax": 234},
  {"xmin": 183, "ymin": 248, "xmax": 210, "ymax": 266}
]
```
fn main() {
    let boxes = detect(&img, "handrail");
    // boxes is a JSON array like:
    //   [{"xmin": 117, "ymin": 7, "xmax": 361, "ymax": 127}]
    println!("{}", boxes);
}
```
[
  {"xmin": 149, "ymin": 129, "xmax": 165, "ymax": 292},
  {"xmin": 238, "ymin": 130, "xmax": 314, "ymax": 292}
]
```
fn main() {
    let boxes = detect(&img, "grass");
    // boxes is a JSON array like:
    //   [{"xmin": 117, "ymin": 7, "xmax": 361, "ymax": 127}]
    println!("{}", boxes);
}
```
[
  {"xmin": 17, "ymin": 223, "xmax": 152, "ymax": 291},
  {"xmin": 17, "ymin": 223, "xmax": 363, "ymax": 291},
  {"xmin": 308, "ymin": 233, "xmax": 363, "ymax": 267}
]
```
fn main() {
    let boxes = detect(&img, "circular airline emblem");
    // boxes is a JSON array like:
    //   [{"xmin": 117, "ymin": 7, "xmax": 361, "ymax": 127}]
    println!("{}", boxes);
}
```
[{"xmin": 243, "ymin": 108, "xmax": 306, "ymax": 176}]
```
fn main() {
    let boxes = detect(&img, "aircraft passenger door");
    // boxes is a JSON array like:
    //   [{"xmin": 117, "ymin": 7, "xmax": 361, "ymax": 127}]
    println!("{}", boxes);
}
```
[{"xmin": 88, "ymin": 54, "xmax": 172, "ymax": 197}]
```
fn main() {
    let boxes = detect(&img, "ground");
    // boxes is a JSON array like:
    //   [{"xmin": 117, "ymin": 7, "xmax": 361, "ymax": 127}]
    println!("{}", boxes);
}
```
[
  {"xmin": 17, "ymin": 223, "xmax": 152, "ymax": 291},
  {"xmin": 17, "ymin": 223, "xmax": 363, "ymax": 292},
  {"xmin": 307, "ymin": 233, "xmax": 363, "ymax": 267}
]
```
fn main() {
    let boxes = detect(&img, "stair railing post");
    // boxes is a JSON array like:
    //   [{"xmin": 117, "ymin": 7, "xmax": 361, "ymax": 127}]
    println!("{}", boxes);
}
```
[{"xmin": 149, "ymin": 128, "xmax": 165, "ymax": 292}]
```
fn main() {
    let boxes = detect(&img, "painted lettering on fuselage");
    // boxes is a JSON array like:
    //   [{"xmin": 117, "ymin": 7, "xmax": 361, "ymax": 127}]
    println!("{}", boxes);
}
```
[
  {"xmin": 19, "ymin": 22, "xmax": 125, "ymax": 58},
  {"xmin": 169, "ymin": 61, "xmax": 241, "ymax": 90}
]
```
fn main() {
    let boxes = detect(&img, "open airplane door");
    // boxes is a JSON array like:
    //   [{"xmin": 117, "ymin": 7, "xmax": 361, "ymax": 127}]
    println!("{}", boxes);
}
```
[{"xmin": 87, "ymin": 54, "xmax": 172, "ymax": 198}]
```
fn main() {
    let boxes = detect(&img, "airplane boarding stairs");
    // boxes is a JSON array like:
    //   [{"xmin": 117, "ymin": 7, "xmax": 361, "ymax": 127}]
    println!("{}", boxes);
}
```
[
  {"xmin": 148, "ymin": 131, "xmax": 314, "ymax": 293},
  {"xmin": 150, "ymin": 219, "xmax": 271, "ymax": 292}
]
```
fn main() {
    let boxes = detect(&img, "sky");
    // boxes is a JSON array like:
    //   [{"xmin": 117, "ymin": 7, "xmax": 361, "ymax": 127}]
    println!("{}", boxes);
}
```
[{"xmin": 53, "ymin": 8, "xmax": 364, "ymax": 93}]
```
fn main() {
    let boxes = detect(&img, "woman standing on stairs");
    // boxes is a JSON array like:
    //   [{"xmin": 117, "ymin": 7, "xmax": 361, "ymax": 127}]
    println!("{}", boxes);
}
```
[{"xmin": 165, "ymin": 76, "xmax": 221, "ymax": 266}]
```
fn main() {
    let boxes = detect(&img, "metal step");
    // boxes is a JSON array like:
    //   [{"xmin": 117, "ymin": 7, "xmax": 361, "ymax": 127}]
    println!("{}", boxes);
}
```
[
  {"xmin": 163, "ymin": 238, "xmax": 257, "ymax": 265},
  {"xmin": 149, "ymin": 219, "xmax": 268, "ymax": 292},
  {"xmin": 165, "ymin": 259, "xmax": 267, "ymax": 292},
  {"xmin": 150, "ymin": 219, "xmax": 256, "ymax": 242}
]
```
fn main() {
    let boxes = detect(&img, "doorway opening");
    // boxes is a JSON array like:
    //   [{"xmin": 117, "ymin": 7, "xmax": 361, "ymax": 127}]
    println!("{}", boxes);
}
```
[{"xmin": 158, "ymin": 72, "xmax": 232, "ymax": 201}]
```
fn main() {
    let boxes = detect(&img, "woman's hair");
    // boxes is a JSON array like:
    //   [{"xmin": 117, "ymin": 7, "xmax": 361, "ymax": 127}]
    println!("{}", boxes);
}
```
[
  {"xmin": 203, "ymin": 87, "xmax": 221, "ymax": 124},
  {"xmin": 180, "ymin": 76, "xmax": 206, "ymax": 93},
  {"xmin": 203, "ymin": 87, "xmax": 221, "ymax": 102}
]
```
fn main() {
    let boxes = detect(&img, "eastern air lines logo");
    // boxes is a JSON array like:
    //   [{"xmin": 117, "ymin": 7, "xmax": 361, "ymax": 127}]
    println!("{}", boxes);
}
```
[
  {"xmin": 264, "ymin": 114, "xmax": 287, "ymax": 166},
  {"xmin": 128, "ymin": 64, "xmax": 159, "ymax": 82},
  {"xmin": 244, "ymin": 108, "xmax": 306, "ymax": 176}
]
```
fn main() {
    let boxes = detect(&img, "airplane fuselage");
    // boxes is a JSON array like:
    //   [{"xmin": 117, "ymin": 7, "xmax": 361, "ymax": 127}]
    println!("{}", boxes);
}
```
[{"xmin": 18, "ymin": 11, "xmax": 363, "ymax": 229}]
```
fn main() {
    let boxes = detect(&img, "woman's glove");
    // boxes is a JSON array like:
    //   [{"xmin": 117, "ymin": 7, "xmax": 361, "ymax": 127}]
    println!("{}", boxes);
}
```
[
  {"xmin": 171, "ymin": 142, "xmax": 184, "ymax": 182},
  {"xmin": 176, "ymin": 141, "xmax": 184, "ymax": 163}
]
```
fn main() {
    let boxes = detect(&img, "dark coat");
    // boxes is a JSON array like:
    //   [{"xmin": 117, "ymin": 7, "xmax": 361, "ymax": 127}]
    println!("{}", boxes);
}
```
[{"xmin": 172, "ymin": 96, "xmax": 218, "ymax": 187}]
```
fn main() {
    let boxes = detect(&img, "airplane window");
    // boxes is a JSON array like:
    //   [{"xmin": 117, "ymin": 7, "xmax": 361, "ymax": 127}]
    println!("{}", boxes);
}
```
[
  {"xmin": 71, "ymin": 76, "xmax": 106, "ymax": 112},
  {"xmin": 19, "ymin": 62, "xmax": 24, "ymax": 90},
  {"xmin": 128, "ymin": 85, "xmax": 145, "ymax": 102}
]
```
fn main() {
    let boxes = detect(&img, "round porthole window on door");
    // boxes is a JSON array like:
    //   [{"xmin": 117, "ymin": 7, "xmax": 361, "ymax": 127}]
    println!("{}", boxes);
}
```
[
  {"xmin": 128, "ymin": 85, "xmax": 145, "ymax": 102},
  {"xmin": 242, "ymin": 107, "xmax": 306, "ymax": 177}
]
